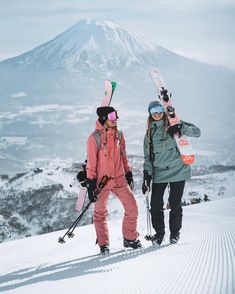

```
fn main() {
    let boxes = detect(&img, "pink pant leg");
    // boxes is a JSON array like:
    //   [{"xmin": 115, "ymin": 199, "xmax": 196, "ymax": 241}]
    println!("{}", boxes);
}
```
[
  {"xmin": 93, "ymin": 189, "xmax": 110, "ymax": 246},
  {"xmin": 112, "ymin": 185, "xmax": 139, "ymax": 241}
]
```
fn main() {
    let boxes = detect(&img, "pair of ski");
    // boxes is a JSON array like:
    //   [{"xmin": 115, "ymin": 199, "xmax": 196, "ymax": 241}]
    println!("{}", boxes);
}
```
[
  {"xmin": 149, "ymin": 69, "xmax": 195, "ymax": 165},
  {"xmin": 59, "ymin": 82, "xmax": 117, "ymax": 244},
  {"xmin": 74, "ymin": 81, "xmax": 117, "ymax": 212}
]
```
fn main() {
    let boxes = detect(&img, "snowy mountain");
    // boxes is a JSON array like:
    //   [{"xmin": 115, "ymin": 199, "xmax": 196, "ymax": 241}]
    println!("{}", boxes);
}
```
[
  {"xmin": 1, "ymin": 19, "xmax": 156, "ymax": 71},
  {"xmin": 0, "ymin": 195, "xmax": 234, "ymax": 293},
  {"xmin": 0, "ymin": 19, "xmax": 235, "ymax": 175}
]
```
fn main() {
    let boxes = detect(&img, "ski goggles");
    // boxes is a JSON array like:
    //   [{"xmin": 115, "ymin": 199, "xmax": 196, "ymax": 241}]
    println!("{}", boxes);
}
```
[
  {"xmin": 149, "ymin": 105, "xmax": 164, "ymax": 115},
  {"xmin": 107, "ymin": 110, "xmax": 119, "ymax": 121}
]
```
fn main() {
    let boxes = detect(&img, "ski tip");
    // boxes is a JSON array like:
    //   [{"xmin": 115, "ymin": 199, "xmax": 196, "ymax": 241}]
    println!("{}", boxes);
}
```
[
  {"xmin": 111, "ymin": 81, "xmax": 117, "ymax": 92},
  {"xmin": 149, "ymin": 68, "xmax": 160, "ymax": 75}
]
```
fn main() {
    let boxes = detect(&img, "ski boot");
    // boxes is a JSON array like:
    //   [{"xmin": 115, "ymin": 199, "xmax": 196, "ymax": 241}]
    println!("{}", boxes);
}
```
[
  {"xmin": 170, "ymin": 232, "xmax": 180, "ymax": 244},
  {"xmin": 123, "ymin": 238, "xmax": 142, "ymax": 249},
  {"xmin": 151, "ymin": 232, "xmax": 165, "ymax": 246},
  {"xmin": 100, "ymin": 244, "xmax": 110, "ymax": 255}
]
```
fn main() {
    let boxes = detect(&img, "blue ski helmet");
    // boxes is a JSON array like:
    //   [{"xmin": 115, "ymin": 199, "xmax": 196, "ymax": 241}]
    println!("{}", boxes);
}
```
[{"xmin": 148, "ymin": 101, "xmax": 164, "ymax": 115}]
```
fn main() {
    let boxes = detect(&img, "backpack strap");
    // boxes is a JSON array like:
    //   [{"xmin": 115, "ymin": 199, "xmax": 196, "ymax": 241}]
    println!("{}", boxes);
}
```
[
  {"xmin": 117, "ymin": 130, "xmax": 126, "ymax": 157},
  {"xmin": 117, "ymin": 129, "xmax": 123, "ymax": 143},
  {"xmin": 92, "ymin": 130, "xmax": 101, "ymax": 149},
  {"xmin": 92, "ymin": 129, "xmax": 123, "ymax": 149}
]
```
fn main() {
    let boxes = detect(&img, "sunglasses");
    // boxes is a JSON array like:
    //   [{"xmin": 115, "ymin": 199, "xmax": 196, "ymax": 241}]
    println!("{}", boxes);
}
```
[
  {"xmin": 150, "ymin": 105, "xmax": 164, "ymax": 115},
  {"xmin": 107, "ymin": 110, "xmax": 119, "ymax": 121}
]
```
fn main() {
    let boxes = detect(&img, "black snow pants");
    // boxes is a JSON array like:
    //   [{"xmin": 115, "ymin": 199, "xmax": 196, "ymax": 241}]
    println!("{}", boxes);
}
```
[{"xmin": 150, "ymin": 181, "xmax": 185, "ymax": 235}]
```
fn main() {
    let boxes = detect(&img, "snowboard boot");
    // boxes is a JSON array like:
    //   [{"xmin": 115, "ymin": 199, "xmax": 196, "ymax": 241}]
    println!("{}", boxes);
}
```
[
  {"xmin": 151, "ymin": 232, "xmax": 165, "ymax": 246},
  {"xmin": 123, "ymin": 238, "xmax": 142, "ymax": 249},
  {"xmin": 100, "ymin": 244, "xmax": 110, "ymax": 255},
  {"xmin": 170, "ymin": 232, "xmax": 180, "ymax": 244}
]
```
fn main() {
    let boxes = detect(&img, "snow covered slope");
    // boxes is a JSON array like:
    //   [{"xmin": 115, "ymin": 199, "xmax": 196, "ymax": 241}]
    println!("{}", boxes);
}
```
[
  {"xmin": 0, "ymin": 156, "xmax": 234, "ymax": 243},
  {"xmin": 0, "ymin": 197, "xmax": 234, "ymax": 294}
]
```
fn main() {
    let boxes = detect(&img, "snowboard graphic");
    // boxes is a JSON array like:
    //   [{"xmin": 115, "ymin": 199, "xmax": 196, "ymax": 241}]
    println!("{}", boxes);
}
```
[
  {"xmin": 101, "ymin": 80, "xmax": 117, "ymax": 106},
  {"xmin": 149, "ymin": 68, "xmax": 195, "ymax": 165}
]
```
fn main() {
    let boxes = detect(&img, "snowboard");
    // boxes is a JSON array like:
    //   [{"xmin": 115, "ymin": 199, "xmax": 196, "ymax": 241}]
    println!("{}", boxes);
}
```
[
  {"xmin": 149, "ymin": 68, "xmax": 195, "ymax": 165},
  {"xmin": 101, "ymin": 80, "xmax": 117, "ymax": 106}
]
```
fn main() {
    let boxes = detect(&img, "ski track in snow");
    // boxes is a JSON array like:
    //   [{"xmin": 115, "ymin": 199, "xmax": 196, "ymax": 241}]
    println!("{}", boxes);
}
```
[{"xmin": 0, "ymin": 198, "xmax": 234, "ymax": 294}]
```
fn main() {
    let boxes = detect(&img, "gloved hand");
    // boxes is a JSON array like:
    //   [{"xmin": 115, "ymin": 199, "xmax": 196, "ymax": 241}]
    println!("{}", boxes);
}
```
[
  {"xmin": 76, "ymin": 170, "xmax": 87, "ymax": 187},
  {"xmin": 126, "ymin": 171, "xmax": 134, "ymax": 190},
  {"xmin": 87, "ymin": 178, "xmax": 98, "ymax": 202},
  {"xmin": 142, "ymin": 182, "xmax": 148, "ymax": 194},
  {"xmin": 142, "ymin": 170, "xmax": 152, "ymax": 194},
  {"xmin": 167, "ymin": 124, "xmax": 182, "ymax": 138}
]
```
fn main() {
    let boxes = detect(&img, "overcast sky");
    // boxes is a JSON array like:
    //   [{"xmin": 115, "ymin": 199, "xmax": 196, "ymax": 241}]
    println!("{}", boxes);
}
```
[{"xmin": 0, "ymin": 0, "xmax": 234, "ymax": 69}]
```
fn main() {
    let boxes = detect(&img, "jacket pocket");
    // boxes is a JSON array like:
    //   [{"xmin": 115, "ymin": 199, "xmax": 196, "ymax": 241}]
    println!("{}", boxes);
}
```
[{"xmin": 153, "ymin": 147, "xmax": 181, "ymax": 169}]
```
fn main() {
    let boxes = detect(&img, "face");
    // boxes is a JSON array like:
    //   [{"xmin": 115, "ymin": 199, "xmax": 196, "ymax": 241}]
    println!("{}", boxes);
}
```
[
  {"xmin": 151, "ymin": 112, "xmax": 164, "ymax": 121},
  {"xmin": 104, "ymin": 110, "xmax": 118, "ymax": 128},
  {"xmin": 105, "ymin": 119, "xmax": 117, "ymax": 128},
  {"xmin": 149, "ymin": 104, "xmax": 164, "ymax": 121}
]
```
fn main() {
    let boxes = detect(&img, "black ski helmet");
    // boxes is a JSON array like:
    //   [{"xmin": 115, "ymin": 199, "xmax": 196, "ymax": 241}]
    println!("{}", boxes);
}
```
[{"xmin": 96, "ymin": 106, "xmax": 116, "ymax": 125}]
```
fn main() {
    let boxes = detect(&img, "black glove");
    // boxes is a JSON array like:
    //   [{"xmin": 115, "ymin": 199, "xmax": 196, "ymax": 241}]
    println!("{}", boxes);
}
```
[
  {"xmin": 87, "ymin": 178, "xmax": 98, "ymax": 202},
  {"xmin": 126, "ymin": 171, "xmax": 134, "ymax": 190},
  {"xmin": 142, "ymin": 170, "xmax": 152, "ymax": 194},
  {"xmin": 125, "ymin": 171, "xmax": 133, "ymax": 185},
  {"xmin": 76, "ymin": 170, "xmax": 87, "ymax": 187},
  {"xmin": 142, "ymin": 183, "xmax": 148, "ymax": 194},
  {"xmin": 167, "ymin": 124, "xmax": 182, "ymax": 138}
]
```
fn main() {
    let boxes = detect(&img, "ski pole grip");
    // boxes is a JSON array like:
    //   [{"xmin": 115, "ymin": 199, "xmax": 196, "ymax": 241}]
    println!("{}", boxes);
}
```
[{"xmin": 94, "ymin": 175, "xmax": 112, "ymax": 196}]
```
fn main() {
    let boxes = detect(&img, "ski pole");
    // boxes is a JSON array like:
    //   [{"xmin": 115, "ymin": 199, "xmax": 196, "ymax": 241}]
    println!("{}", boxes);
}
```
[
  {"xmin": 58, "ymin": 175, "xmax": 112, "ymax": 244},
  {"xmin": 145, "ymin": 188, "xmax": 152, "ymax": 241},
  {"xmin": 58, "ymin": 201, "xmax": 92, "ymax": 244}
]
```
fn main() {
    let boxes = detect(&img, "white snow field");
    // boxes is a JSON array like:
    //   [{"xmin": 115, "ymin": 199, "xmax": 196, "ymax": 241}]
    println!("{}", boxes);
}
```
[{"xmin": 0, "ymin": 196, "xmax": 234, "ymax": 294}]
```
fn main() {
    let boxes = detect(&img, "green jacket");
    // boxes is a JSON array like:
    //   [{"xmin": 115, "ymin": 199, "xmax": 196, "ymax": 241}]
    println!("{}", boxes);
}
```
[{"xmin": 143, "ymin": 120, "xmax": 201, "ymax": 183}]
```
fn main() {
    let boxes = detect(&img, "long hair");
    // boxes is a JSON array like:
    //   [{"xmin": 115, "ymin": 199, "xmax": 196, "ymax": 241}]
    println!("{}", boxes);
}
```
[
  {"xmin": 146, "ymin": 112, "xmax": 169, "ymax": 163},
  {"xmin": 146, "ymin": 112, "xmax": 168, "ymax": 132}
]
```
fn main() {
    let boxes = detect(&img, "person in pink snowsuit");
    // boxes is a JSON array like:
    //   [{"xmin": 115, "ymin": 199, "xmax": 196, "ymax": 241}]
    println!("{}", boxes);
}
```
[{"xmin": 86, "ymin": 106, "xmax": 141, "ymax": 254}]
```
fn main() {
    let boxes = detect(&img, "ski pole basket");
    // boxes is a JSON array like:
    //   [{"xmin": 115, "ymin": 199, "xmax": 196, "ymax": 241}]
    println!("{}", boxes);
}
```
[{"xmin": 58, "ymin": 175, "xmax": 112, "ymax": 244}]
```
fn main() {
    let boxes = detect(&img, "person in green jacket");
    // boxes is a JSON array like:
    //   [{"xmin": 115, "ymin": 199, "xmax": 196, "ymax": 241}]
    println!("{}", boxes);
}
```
[{"xmin": 142, "ymin": 100, "xmax": 201, "ymax": 245}]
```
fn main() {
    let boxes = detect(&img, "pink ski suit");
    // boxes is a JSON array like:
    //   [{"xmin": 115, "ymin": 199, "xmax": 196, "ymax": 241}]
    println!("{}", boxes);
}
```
[{"xmin": 87, "ymin": 120, "xmax": 139, "ymax": 246}]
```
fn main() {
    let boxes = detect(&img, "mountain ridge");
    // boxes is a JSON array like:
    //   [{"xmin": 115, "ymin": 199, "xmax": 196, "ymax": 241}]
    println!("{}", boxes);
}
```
[
  {"xmin": 0, "ymin": 19, "xmax": 159, "ymax": 71},
  {"xmin": 0, "ymin": 18, "xmax": 234, "ymax": 174}
]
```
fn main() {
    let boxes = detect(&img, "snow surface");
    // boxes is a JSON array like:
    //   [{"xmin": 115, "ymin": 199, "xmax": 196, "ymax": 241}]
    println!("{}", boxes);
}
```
[{"xmin": 0, "ymin": 195, "xmax": 234, "ymax": 294}]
